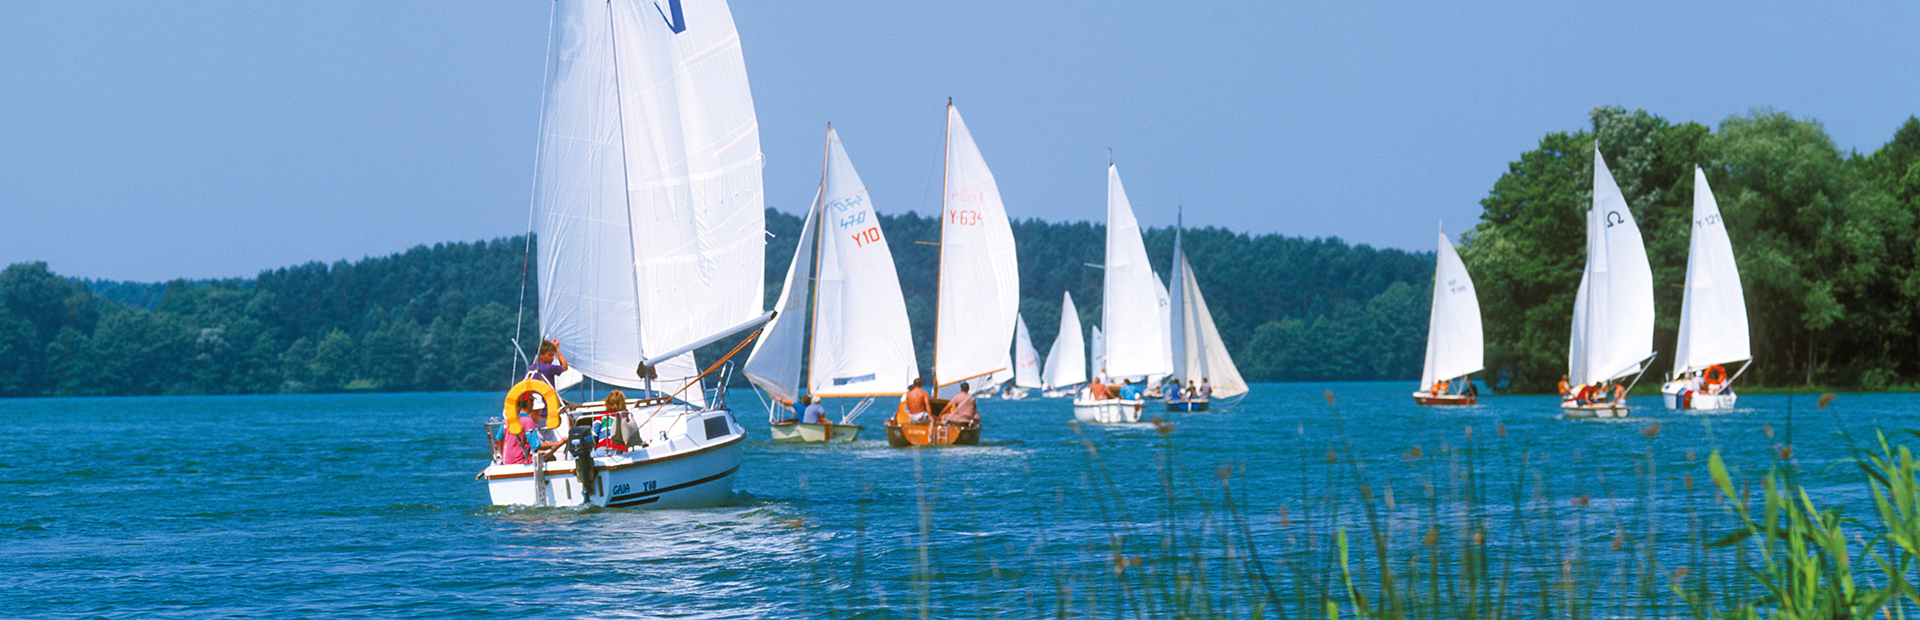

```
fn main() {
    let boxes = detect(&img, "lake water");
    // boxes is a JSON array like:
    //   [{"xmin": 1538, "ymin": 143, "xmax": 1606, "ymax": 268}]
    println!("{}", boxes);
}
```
[{"xmin": 8, "ymin": 382, "xmax": 1915, "ymax": 618}]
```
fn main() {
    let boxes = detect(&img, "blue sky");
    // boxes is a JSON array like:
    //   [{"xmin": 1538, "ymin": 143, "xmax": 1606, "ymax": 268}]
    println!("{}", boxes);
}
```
[{"xmin": 3, "ymin": 1, "xmax": 1916, "ymax": 282}]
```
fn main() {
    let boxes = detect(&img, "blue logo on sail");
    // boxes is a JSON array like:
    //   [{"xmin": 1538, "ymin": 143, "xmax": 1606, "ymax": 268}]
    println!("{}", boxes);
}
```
[{"xmin": 654, "ymin": 0, "xmax": 686, "ymax": 34}]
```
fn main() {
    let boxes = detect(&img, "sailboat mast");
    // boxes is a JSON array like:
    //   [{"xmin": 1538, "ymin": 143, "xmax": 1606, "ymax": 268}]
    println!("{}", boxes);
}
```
[
  {"xmin": 602, "ymin": 0, "xmax": 651, "ymax": 393},
  {"xmin": 932, "ymin": 98, "xmax": 953, "ymax": 390},
  {"xmin": 803, "ymin": 126, "xmax": 832, "ymax": 396}
]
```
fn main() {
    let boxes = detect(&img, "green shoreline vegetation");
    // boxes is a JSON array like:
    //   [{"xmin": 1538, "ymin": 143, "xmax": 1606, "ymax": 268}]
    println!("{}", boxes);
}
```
[{"xmin": 2, "ymin": 106, "xmax": 1916, "ymax": 397}]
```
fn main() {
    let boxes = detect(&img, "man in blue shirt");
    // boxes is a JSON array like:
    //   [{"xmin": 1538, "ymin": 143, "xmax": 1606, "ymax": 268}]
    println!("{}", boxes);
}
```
[{"xmin": 1118, "ymin": 379, "xmax": 1143, "ymax": 401}]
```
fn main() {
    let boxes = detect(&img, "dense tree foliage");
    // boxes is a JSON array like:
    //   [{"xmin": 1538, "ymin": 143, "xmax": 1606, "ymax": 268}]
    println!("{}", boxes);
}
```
[
  {"xmin": 5, "ymin": 213, "xmax": 1427, "ymax": 397},
  {"xmin": 1465, "ymin": 107, "xmax": 1920, "ymax": 392}
]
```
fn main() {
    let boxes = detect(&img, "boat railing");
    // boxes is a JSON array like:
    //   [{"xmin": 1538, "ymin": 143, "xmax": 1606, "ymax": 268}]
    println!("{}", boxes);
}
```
[{"xmin": 706, "ymin": 361, "xmax": 735, "ymax": 410}]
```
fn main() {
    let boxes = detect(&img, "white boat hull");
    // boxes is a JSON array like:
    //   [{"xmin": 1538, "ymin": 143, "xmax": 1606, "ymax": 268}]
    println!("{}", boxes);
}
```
[
  {"xmin": 1660, "ymin": 381, "xmax": 1737, "ymax": 410},
  {"xmin": 484, "ymin": 407, "xmax": 746, "ymax": 509},
  {"xmin": 1073, "ymin": 398, "xmax": 1144, "ymax": 424},
  {"xmin": 768, "ymin": 422, "xmax": 862, "ymax": 442},
  {"xmin": 1560, "ymin": 398, "xmax": 1630, "ymax": 418}
]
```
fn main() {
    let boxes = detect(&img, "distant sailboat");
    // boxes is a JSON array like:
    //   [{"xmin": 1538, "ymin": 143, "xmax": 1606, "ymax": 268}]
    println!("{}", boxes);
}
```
[
  {"xmin": 743, "ymin": 128, "xmax": 918, "ymax": 442},
  {"xmin": 885, "ymin": 101, "xmax": 1020, "ymax": 446},
  {"xmin": 1562, "ymin": 145, "xmax": 1656, "ymax": 418},
  {"xmin": 1075, "ymin": 165, "xmax": 1167, "ymax": 424},
  {"xmin": 1166, "ymin": 214, "xmax": 1249, "ymax": 411},
  {"xmin": 1006, "ymin": 314, "xmax": 1044, "ymax": 398},
  {"xmin": 481, "ymin": 0, "xmax": 766, "ymax": 508},
  {"xmin": 1412, "ymin": 226, "xmax": 1484, "ymax": 406},
  {"xmin": 1041, "ymin": 292, "xmax": 1087, "ymax": 398},
  {"xmin": 1661, "ymin": 167, "xmax": 1751, "ymax": 410}
]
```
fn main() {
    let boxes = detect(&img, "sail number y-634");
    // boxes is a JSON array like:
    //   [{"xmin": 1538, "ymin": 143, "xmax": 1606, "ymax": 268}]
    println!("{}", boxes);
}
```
[{"xmin": 947, "ymin": 209, "xmax": 982, "ymax": 226}]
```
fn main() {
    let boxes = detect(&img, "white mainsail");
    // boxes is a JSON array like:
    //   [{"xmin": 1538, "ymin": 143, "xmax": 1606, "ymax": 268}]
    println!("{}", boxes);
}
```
[
  {"xmin": 1102, "ymin": 165, "xmax": 1173, "ymax": 379},
  {"xmin": 1013, "ymin": 313, "xmax": 1043, "ymax": 389},
  {"xmin": 1567, "ymin": 145, "xmax": 1655, "ymax": 386},
  {"xmin": 1168, "ymin": 225, "xmax": 1249, "ymax": 399},
  {"xmin": 1673, "ymin": 167, "xmax": 1751, "ymax": 376},
  {"xmin": 808, "ymin": 129, "xmax": 918, "ymax": 397},
  {"xmin": 742, "ymin": 195, "xmax": 819, "ymax": 403},
  {"xmin": 1418, "ymin": 228, "xmax": 1484, "ymax": 390},
  {"xmin": 1042, "ymin": 292, "xmax": 1087, "ymax": 389},
  {"xmin": 534, "ymin": 0, "xmax": 764, "ymax": 388},
  {"xmin": 932, "ymin": 103, "xmax": 1021, "ymax": 388}
]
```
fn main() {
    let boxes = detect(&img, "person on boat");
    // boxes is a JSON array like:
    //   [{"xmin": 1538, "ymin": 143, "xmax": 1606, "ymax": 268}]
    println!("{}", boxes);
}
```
[
  {"xmin": 1463, "ymin": 380, "xmax": 1478, "ymax": 397},
  {"xmin": 493, "ymin": 396, "xmax": 566, "ymax": 465},
  {"xmin": 1430, "ymin": 380, "xmax": 1450, "ymax": 396},
  {"xmin": 942, "ymin": 382, "xmax": 978, "ymax": 427},
  {"xmin": 799, "ymin": 395, "xmax": 828, "ymax": 425},
  {"xmin": 529, "ymin": 339, "xmax": 570, "ymax": 385},
  {"xmin": 771, "ymin": 396, "xmax": 802, "ymax": 424},
  {"xmin": 1199, "ymin": 377, "xmax": 1212, "ymax": 399},
  {"xmin": 1182, "ymin": 380, "xmax": 1198, "ymax": 400},
  {"xmin": 902, "ymin": 378, "xmax": 933, "ymax": 425},
  {"xmin": 1118, "ymin": 379, "xmax": 1143, "ymax": 401},
  {"xmin": 1557, "ymin": 375, "xmax": 1571, "ymax": 396},
  {"xmin": 1088, "ymin": 380, "xmax": 1116, "ymax": 401},
  {"xmin": 1611, "ymin": 380, "xmax": 1627, "ymax": 403}
]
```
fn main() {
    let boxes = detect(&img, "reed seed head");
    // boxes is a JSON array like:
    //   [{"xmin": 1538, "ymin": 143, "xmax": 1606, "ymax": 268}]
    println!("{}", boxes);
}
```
[
  {"xmin": 1764, "ymin": 423, "xmax": 1774, "ymax": 438},
  {"xmin": 1819, "ymin": 393, "xmax": 1837, "ymax": 410},
  {"xmin": 1323, "ymin": 390, "xmax": 1335, "ymax": 406},
  {"xmin": 1641, "ymin": 421, "xmax": 1661, "ymax": 438},
  {"xmin": 1402, "ymin": 446, "xmax": 1423, "ymax": 462},
  {"xmin": 1497, "ymin": 421, "xmax": 1506, "ymax": 437}
]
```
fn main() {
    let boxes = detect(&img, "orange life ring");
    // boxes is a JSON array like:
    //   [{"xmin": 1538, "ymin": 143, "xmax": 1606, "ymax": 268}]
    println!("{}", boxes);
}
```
[
  {"xmin": 503, "ymin": 378, "xmax": 562, "ymax": 434},
  {"xmin": 1703, "ymin": 364, "xmax": 1726, "ymax": 385}
]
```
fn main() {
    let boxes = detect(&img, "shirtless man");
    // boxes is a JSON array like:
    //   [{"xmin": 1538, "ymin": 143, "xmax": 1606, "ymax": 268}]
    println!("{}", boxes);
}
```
[{"xmin": 902, "ymin": 378, "xmax": 932, "ymax": 424}]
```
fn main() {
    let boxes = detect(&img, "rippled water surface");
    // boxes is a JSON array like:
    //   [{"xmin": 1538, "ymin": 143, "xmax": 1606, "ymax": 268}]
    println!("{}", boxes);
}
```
[{"xmin": 8, "ymin": 383, "xmax": 1916, "ymax": 618}]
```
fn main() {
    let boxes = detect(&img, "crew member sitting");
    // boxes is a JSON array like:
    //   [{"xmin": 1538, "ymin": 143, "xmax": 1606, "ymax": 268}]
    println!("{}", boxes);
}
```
[
  {"xmin": 900, "ymin": 378, "xmax": 932, "ymax": 425},
  {"xmin": 942, "ymin": 382, "xmax": 978, "ymax": 427}
]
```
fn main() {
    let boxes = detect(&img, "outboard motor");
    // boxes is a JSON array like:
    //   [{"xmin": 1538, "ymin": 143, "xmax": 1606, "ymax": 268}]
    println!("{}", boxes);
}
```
[{"xmin": 568, "ymin": 424, "xmax": 597, "ymax": 498}]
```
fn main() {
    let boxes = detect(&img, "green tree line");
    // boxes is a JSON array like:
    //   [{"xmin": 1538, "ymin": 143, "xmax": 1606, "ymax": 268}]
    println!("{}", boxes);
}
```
[
  {"xmin": 1464, "ymin": 106, "xmax": 1920, "ymax": 392},
  {"xmin": 0, "ymin": 213, "xmax": 1429, "ymax": 397}
]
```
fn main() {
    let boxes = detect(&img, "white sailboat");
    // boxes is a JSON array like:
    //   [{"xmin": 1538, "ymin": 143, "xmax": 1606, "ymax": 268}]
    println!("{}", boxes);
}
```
[
  {"xmin": 1075, "ymin": 165, "xmax": 1167, "ymax": 424},
  {"xmin": 1166, "ymin": 216, "xmax": 1250, "ymax": 411},
  {"xmin": 1413, "ymin": 227, "xmax": 1484, "ymax": 406},
  {"xmin": 1011, "ymin": 313, "xmax": 1044, "ymax": 397},
  {"xmin": 1563, "ymin": 145, "xmax": 1656, "ymax": 418},
  {"xmin": 1040, "ymin": 291, "xmax": 1087, "ymax": 398},
  {"xmin": 743, "ymin": 128, "xmax": 918, "ymax": 442},
  {"xmin": 885, "ymin": 101, "xmax": 1021, "ymax": 447},
  {"xmin": 483, "ymin": 0, "xmax": 767, "ymax": 508},
  {"xmin": 1661, "ymin": 167, "xmax": 1751, "ymax": 410}
]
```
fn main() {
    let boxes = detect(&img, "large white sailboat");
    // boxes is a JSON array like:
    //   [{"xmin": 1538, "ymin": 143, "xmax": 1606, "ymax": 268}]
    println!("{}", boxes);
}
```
[
  {"xmin": 1412, "ymin": 227, "xmax": 1484, "ymax": 406},
  {"xmin": 1166, "ymin": 215, "xmax": 1249, "ymax": 411},
  {"xmin": 1041, "ymin": 292, "xmax": 1088, "ymax": 398},
  {"xmin": 743, "ymin": 128, "xmax": 918, "ymax": 442},
  {"xmin": 884, "ymin": 101, "xmax": 1021, "ymax": 447},
  {"xmin": 1562, "ymin": 145, "xmax": 1656, "ymax": 418},
  {"xmin": 482, "ymin": 0, "xmax": 767, "ymax": 508},
  {"xmin": 1661, "ymin": 167, "xmax": 1751, "ymax": 410},
  {"xmin": 1074, "ymin": 165, "xmax": 1168, "ymax": 424}
]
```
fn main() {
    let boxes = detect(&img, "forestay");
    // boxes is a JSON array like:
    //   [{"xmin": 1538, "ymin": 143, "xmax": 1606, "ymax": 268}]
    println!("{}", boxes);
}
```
[
  {"xmin": 1672, "ymin": 167, "xmax": 1751, "ymax": 376},
  {"xmin": 1101, "ymin": 165, "xmax": 1173, "ymax": 380},
  {"xmin": 534, "ymin": 0, "xmax": 765, "ymax": 388},
  {"xmin": 1042, "ymin": 292, "xmax": 1087, "ymax": 389},
  {"xmin": 1567, "ymin": 145, "xmax": 1655, "ymax": 386},
  {"xmin": 1419, "ymin": 229, "xmax": 1484, "ymax": 390},
  {"xmin": 933, "ymin": 104, "xmax": 1020, "ymax": 387}
]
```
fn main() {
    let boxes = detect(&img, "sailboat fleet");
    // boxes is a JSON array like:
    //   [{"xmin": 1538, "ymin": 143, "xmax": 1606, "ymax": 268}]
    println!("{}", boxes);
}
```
[{"xmin": 477, "ymin": 0, "xmax": 1763, "ymax": 509}]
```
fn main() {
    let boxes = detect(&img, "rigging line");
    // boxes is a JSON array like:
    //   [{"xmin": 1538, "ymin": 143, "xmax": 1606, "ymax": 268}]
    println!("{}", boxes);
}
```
[
  {"xmin": 512, "ymin": 1, "xmax": 562, "ymax": 384},
  {"xmin": 637, "ymin": 327, "xmax": 765, "ymax": 427}
]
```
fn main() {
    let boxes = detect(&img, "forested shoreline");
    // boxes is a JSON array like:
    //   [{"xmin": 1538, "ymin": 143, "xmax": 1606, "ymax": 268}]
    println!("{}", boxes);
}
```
[
  {"xmin": 0, "ymin": 213, "xmax": 1428, "ymax": 397},
  {"xmin": 5, "ymin": 106, "xmax": 1915, "ymax": 398}
]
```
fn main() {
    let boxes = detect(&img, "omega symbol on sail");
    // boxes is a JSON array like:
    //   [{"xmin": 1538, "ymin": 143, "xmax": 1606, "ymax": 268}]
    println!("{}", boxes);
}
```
[
  {"xmin": 1605, "ymin": 211, "xmax": 1625, "ymax": 228},
  {"xmin": 654, "ymin": 0, "xmax": 686, "ymax": 34}
]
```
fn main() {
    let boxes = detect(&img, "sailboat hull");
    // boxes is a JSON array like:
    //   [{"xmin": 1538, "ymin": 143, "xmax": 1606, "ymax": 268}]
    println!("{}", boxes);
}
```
[
  {"xmin": 483, "ymin": 408, "xmax": 746, "ymax": 509},
  {"xmin": 1073, "ymin": 398, "xmax": 1145, "ymax": 424},
  {"xmin": 1559, "ymin": 399, "xmax": 1630, "ymax": 418},
  {"xmin": 1412, "ymin": 392, "xmax": 1477, "ymax": 406},
  {"xmin": 1660, "ymin": 381, "xmax": 1738, "ymax": 410},
  {"xmin": 1165, "ymin": 399, "xmax": 1210, "ymax": 412},
  {"xmin": 768, "ymin": 422, "xmax": 863, "ymax": 442}
]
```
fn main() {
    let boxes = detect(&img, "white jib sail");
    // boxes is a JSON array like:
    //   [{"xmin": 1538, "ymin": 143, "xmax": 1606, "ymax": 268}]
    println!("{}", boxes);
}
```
[
  {"xmin": 809, "ymin": 129, "xmax": 918, "ymax": 397},
  {"xmin": 1102, "ymin": 165, "xmax": 1173, "ymax": 379},
  {"xmin": 933, "ymin": 103, "xmax": 1021, "ymax": 387},
  {"xmin": 1567, "ymin": 145, "xmax": 1655, "ymax": 386},
  {"xmin": 1013, "ymin": 313, "xmax": 1043, "ymax": 389},
  {"xmin": 1090, "ymin": 325, "xmax": 1107, "ymax": 382},
  {"xmin": 1042, "ymin": 291, "xmax": 1087, "ymax": 389},
  {"xmin": 1169, "ymin": 238, "xmax": 1249, "ymax": 399},
  {"xmin": 1673, "ymin": 166, "xmax": 1751, "ymax": 376},
  {"xmin": 535, "ymin": 0, "xmax": 765, "ymax": 388},
  {"xmin": 1419, "ymin": 228, "xmax": 1484, "ymax": 389},
  {"xmin": 742, "ymin": 193, "xmax": 820, "ymax": 403}
]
